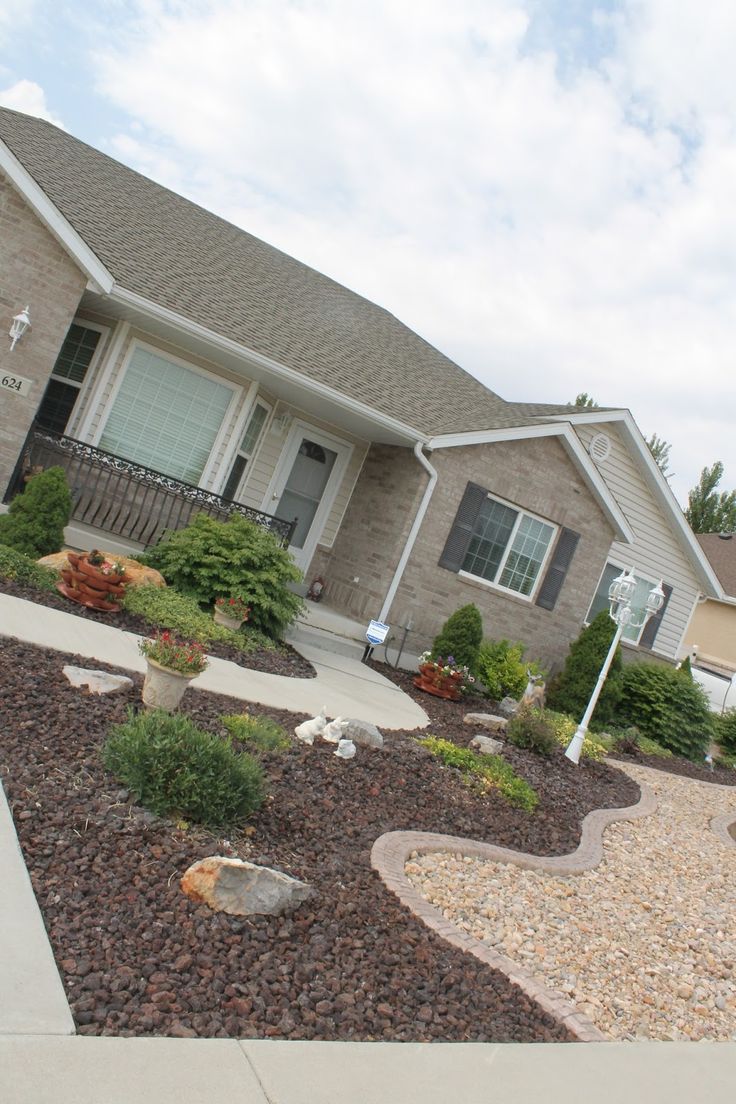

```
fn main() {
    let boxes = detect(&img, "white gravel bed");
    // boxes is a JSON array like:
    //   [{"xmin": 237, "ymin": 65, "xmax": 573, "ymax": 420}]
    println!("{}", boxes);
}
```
[{"xmin": 406, "ymin": 762, "xmax": 736, "ymax": 1041}]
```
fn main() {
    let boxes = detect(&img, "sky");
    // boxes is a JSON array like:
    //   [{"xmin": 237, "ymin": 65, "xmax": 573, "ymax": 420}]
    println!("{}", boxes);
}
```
[{"xmin": 1, "ymin": 0, "xmax": 735, "ymax": 508}]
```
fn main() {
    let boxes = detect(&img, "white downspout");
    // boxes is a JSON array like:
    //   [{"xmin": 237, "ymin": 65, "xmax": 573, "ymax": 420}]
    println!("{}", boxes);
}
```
[{"xmin": 378, "ymin": 441, "xmax": 437, "ymax": 623}]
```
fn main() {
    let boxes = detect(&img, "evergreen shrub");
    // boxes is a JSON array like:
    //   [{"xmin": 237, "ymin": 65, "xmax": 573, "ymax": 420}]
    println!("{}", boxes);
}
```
[
  {"xmin": 546, "ymin": 611, "xmax": 623, "ymax": 728},
  {"xmin": 103, "ymin": 708, "xmax": 265, "ymax": 828},
  {"xmin": 122, "ymin": 583, "xmax": 271, "ymax": 652},
  {"xmin": 714, "ymin": 709, "xmax": 736, "ymax": 755},
  {"xmin": 431, "ymin": 603, "xmax": 483, "ymax": 672},
  {"xmin": 0, "ymin": 466, "xmax": 71, "ymax": 557},
  {"xmin": 221, "ymin": 712, "xmax": 291, "ymax": 753},
  {"xmin": 476, "ymin": 638, "xmax": 543, "ymax": 701},
  {"xmin": 0, "ymin": 544, "xmax": 57, "ymax": 590},
  {"xmin": 140, "ymin": 513, "xmax": 304, "ymax": 638},
  {"xmin": 506, "ymin": 706, "xmax": 557, "ymax": 756},
  {"xmin": 614, "ymin": 663, "xmax": 714, "ymax": 759}
]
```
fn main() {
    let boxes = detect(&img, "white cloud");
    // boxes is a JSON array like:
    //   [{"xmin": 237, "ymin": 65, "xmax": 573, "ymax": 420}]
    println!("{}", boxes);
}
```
[
  {"xmin": 75, "ymin": 0, "xmax": 736, "ymax": 504},
  {"xmin": 0, "ymin": 79, "xmax": 65, "ymax": 127}
]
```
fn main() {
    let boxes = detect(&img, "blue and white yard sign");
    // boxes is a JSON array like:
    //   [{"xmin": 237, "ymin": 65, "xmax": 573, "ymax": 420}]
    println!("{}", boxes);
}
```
[{"xmin": 365, "ymin": 619, "xmax": 390, "ymax": 646}]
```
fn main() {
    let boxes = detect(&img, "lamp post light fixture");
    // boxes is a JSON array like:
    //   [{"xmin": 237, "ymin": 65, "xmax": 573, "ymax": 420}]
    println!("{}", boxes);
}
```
[
  {"xmin": 564, "ymin": 568, "xmax": 665, "ymax": 765},
  {"xmin": 8, "ymin": 306, "xmax": 31, "ymax": 352}
]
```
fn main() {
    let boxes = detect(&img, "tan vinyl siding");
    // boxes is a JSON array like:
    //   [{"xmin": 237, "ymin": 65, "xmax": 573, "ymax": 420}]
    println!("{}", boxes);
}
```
[{"xmin": 575, "ymin": 423, "xmax": 700, "ymax": 658}]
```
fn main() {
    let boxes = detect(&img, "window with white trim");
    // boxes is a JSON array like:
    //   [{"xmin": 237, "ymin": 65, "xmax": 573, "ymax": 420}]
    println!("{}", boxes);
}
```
[
  {"xmin": 461, "ymin": 495, "xmax": 556, "ymax": 597},
  {"xmin": 36, "ymin": 323, "xmax": 104, "ymax": 434},
  {"xmin": 586, "ymin": 563, "xmax": 657, "ymax": 643},
  {"xmin": 221, "ymin": 400, "xmax": 271, "ymax": 501},
  {"xmin": 98, "ymin": 346, "xmax": 235, "ymax": 484}
]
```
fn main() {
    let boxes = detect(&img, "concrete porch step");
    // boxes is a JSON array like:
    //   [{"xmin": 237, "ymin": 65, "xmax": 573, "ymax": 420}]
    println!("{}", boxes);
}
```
[{"xmin": 285, "ymin": 619, "xmax": 368, "ymax": 662}]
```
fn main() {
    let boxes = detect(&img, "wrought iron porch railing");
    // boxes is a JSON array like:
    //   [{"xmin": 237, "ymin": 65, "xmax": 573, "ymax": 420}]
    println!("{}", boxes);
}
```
[{"xmin": 4, "ymin": 423, "xmax": 297, "ymax": 549}]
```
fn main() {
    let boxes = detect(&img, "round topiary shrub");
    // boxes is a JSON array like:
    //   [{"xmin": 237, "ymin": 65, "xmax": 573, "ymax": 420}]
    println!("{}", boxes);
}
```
[
  {"xmin": 546, "ymin": 611, "xmax": 623, "ymax": 728},
  {"xmin": 476, "ymin": 638, "xmax": 542, "ymax": 701},
  {"xmin": 614, "ymin": 662, "xmax": 714, "ymax": 760},
  {"xmin": 0, "ymin": 466, "xmax": 71, "ymax": 558},
  {"xmin": 103, "ymin": 709, "xmax": 265, "ymax": 828},
  {"xmin": 139, "ymin": 512, "xmax": 304, "ymax": 639},
  {"xmin": 431, "ymin": 603, "xmax": 483, "ymax": 672}
]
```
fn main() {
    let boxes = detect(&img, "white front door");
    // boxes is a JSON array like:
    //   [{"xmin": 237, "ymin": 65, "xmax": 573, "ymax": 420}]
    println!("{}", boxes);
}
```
[{"xmin": 265, "ymin": 422, "xmax": 352, "ymax": 571}]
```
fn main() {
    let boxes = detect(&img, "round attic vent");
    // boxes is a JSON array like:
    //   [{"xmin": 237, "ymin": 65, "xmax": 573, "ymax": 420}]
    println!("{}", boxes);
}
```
[{"xmin": 588, "ymin": 432, "xmax": 611, "ymax": 464}]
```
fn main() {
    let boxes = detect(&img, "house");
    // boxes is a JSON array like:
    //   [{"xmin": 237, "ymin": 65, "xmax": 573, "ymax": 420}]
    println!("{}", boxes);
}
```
[
  {"xmin": 0, "ymin": 106, "xmax": 722, "ymax": 671},
  {"xmin": 682, "ymin": 533, "xmax": 736, "ymax": 674}
]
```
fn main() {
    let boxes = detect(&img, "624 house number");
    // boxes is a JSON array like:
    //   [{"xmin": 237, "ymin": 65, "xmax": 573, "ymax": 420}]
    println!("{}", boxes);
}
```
[{"xmin": 1, "ymin": 373, "xmax": 32, "ymax": 397}]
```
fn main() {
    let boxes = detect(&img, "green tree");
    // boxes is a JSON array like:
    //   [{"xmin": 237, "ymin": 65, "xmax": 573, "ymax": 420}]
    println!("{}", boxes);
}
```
[
  {"xmin": 646, "ymin": 432, "xmax": 672, "ymax": 478},
  {"xmin": 546, "ymin": 611, "xmax": 623, "ymax": 728},
  {"xmin": 571, "ymin": 392, "xmax": 598, "ymax": 408},
  {"xmin": 431, "ymin": 603, "xmax": 483, "ymax": 672},
  {"xmin": 0, "ymin": 466, "xmax": 71, "ymax": 557},
  {"xmin": 684, "ymin": 462, "xmax": 736, "ymax": 534}
]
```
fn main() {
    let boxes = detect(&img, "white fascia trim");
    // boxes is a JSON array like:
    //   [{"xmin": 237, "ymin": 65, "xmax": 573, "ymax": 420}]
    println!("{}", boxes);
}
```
[
  {"xmin": 0, "ymin": 137, "xmax": 114, "ymax": 294},
  {"xmin": 110, "ymin": 286, "xmax": 425, "ymax": 446},
  {"xmin": 550, "ymin": 409, "xmax": 723, "ymax": 599},
  {"xmin": 427, "ymin": 422, "xmax": 634, "ymax": 543}
]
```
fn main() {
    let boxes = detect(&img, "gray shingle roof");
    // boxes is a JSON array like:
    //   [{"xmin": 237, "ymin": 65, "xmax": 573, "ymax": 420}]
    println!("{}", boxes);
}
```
[
  {"xmin": 696, "ymin": 534, "xmax": 736, "ymax": 597},
  {"xmin": 0, "ymin": 106, "xmax": 543, "ymax": 438}
]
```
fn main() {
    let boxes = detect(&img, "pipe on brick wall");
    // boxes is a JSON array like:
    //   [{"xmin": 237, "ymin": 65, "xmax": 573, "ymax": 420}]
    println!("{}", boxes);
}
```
[{"xmin": 377, "ymin": 441, "xmax": 437, "ymax": 624}]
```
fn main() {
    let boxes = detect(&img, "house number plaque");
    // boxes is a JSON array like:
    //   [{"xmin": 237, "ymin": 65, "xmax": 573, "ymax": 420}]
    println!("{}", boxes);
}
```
[{"xmin": 1, "ymin": 372, "xmax": 33, "ymax": 397}]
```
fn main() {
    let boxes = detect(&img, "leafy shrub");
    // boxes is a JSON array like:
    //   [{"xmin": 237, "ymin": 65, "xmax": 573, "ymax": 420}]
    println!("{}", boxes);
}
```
[
  {"xmin": 546, "ymin": 611, "xmax": 623, "ymax": 728},
  {"xmin": 140, "ymin": 513, "xmax": 304, "ymax": 638},
  {"xmin": 0, "ymin": 544, "xmax": 57, "ymax": 590},
  {"xmin": 431, "ymin": 604, "xmax": 483, "ymax": 672},
  {"xmin": 677, "ymin": 655, "xmax": 693, "ymax": 680},
  {"xmin": 544, "ymin": 709, "xmax": 607, "ymax": 761},
  {"xmin": 614, "ymin": 663, "xmax": 714, "ymax": 759},
  {"xmin": 221, "ymin": 713, "xmax": 291, "ymax": 753},
  {"xmin": 0, "ymin": 467, "xmax": 71, "ymax": 557},
  {"xmin": 714, "ymin": 709, "xmax": 736, "ymax": 755},
  {"xmin": 506, "ymin": 707, "xmax": 557, "ymax": 756},
  {"xmin": 418, "ymin": 736, "xmax": 537, "ymax": 811},
  {"xmin": 103, "ymin": 708, "xmax": 265, "ymax": 828},
  {"xmin": 476, "ymin": 638, "xmax": 543, "ymax": 701}
]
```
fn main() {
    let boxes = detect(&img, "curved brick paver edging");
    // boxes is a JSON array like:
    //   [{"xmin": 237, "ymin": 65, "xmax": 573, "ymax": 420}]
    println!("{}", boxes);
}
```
[
  {"xmin": 710, "ymin": 811, "xmax": 736, "ymax": 849},
  {"xmin": 370, "ymin": 782, "xmax": 656, "ymax": 1043}
]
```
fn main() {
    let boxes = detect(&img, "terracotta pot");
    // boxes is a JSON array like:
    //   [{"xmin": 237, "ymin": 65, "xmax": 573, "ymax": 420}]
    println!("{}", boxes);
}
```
[
  {"xmin": 78, "ymin": 558, "xmax": 126, "ymax": 586},
  {"xmin": 413, "ymin": 674, "xmax": 462, "ymax": 702},
  {"xmin": 213, "ymin": 607, "xmax": 246, "ymax": 630},
  {"xmin": 66, "ymin": 551, "xmax": 82, "ymax": 569}
]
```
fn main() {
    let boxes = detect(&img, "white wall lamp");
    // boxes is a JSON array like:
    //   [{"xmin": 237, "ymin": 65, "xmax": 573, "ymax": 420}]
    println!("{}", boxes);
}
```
[
  {"xmin": 8, "ymin": 306, "xmax": 31, "ymax": 352},
  {"xmin": 564, "ymin": 568, "xmax": 665, "ymax": 765}
]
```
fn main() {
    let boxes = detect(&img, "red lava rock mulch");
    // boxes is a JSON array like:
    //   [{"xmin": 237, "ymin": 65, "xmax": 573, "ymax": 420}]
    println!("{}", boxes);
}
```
[{"xmin": 0, "ymin": 634, "xmax": 639, "ymax": 1042}]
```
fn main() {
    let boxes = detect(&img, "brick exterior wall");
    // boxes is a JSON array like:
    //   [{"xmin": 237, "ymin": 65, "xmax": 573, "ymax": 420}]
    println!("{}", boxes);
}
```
[
  {"xmin": 0, "ymin": 173, "xmax": 86, "ymax": 498},
  {"xmin": 313, "ymin": 436, "xmax": 615, "ymax": 671}
]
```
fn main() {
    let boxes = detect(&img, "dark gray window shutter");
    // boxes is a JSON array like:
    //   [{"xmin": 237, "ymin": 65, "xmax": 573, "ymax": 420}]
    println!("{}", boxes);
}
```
[
  {"xmin": 638, "ymin": 582, "xmax": 672, "ymax": 650},
  {"xmin": 438, "ymin": 481, "xmax": 487, "ymax": 572},
  {"xmin": 535, "ymin": 527, "xmax": 580, "ymax": 610}
]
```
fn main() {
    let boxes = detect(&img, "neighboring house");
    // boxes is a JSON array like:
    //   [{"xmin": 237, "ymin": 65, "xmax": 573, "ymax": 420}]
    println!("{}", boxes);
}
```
[
  {"xmin": 683, "ymin": 533, "xmax": 736, "ymax": 673},
  {"xmin": 0, "ymin": 107, "xmax": 722, "ymax": 670}
]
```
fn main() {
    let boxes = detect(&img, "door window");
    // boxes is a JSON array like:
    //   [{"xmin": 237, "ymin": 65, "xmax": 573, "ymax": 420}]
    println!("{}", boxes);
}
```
[{"xmin": 274, "ymin": 438, "xmax": 337, "ymax": 548}]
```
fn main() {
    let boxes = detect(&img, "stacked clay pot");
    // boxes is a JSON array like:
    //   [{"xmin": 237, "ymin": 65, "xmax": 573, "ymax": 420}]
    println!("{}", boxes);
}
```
[{"xmin": 58, "ymin": 551, "xmax": 130, "ymax": 612}]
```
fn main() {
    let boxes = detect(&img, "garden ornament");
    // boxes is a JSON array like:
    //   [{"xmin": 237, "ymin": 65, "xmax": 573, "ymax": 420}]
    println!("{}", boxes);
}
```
[
  {"xmin": 294, "ymin": 708, "xmax": 327, "ymax": 744},
  {"xmin": 521, "ymin": 669, "xmax": 546, "ymax": 710},
  {"xmin": 307, "ymin": 576, "xmax": 325, "ymax": 602},
  {"xmin": 334, "ymin": 739, "xmax": 356, "ymax": 759},
  {"xmin": 321, "ymin": 716, "xmax": 349, "ymax": 743}
]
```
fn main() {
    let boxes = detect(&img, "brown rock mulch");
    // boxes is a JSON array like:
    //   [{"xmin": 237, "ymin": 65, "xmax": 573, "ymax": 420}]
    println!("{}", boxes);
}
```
[{"xmin": 0, "ymin": 634, "xmax": 639, "ymax": 1043}]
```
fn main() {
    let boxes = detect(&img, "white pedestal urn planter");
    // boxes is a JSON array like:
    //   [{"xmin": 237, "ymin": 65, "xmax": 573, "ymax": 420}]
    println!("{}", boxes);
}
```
[
  {"xmin": 213, "ymin": 607, "xmax": 245, "ymax": 631},
  {"xmin": 142, "ymin": 658, "xmax": 197, "ymax": 711}
]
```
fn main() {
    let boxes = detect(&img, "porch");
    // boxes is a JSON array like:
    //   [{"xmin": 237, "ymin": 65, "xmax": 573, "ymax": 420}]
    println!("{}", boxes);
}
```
[{"xmin": 3, "ymin": 423, "xmax": 296, "ymax": 551}]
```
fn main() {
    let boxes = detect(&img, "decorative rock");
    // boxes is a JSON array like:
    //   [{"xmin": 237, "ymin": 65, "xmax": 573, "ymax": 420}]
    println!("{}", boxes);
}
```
[
  {"xmin": 39, "ymin": 551, "xmax": 166, "ymax": 589},
  {"xmin": 470, "ymin": 734, "xmax": 504, "ymax": 755},
  {"xmin": 463, "ymin": 713, "xmax": 508, "ymax": 735},
  {"xmin": 496, "ymin": 697, "xmax": 520, "ymax": 718},
  {"xmin": 181, "ymin": 857, "xmax": 313, "ymax": 916},
  {"xmin": 62, "ymin": 666, "xmax": 134, "ymax": 695},
  {"xmin": 343, "ymin": 719, "xmax": 384, "ymax": 748}
]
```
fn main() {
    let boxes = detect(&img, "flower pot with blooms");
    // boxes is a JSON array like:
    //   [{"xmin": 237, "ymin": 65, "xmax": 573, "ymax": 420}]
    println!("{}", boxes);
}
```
[
  {"xmin": 59, "ymin": 549, "xmax": 130, "ymax": 611},
  {"xmin": 139, "ymin": 630, "xmax": 209, "ymax": 711},
  {"xmin": 213, "ymin": 595, "xmax": 251, "ymax": 630},
  {"xmin": 414, "ymin": 652, "xmax": 475, "ymax": 701}
]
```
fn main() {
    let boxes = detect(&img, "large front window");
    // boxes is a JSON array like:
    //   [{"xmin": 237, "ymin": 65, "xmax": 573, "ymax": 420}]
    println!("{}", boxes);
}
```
[
  {"xmin": 98, "ymin": 346, "xmax": 235, "ymax": 484},
  {"xmin": 461, "ymin": 495, "xmax": 555, "ymax": 597}
]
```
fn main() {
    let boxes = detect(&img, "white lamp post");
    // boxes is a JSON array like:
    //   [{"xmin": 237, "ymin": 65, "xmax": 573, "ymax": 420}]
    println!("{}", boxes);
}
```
[{"xmin": 564, "ymin": 568, "xmax": 665, "ymax": 764}]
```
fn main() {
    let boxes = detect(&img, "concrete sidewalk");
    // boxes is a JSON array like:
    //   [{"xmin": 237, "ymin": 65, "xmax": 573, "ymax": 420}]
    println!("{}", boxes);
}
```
[{"xmin": 0, "ymin": 593, "xmax": 428, "ymax": 730}]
